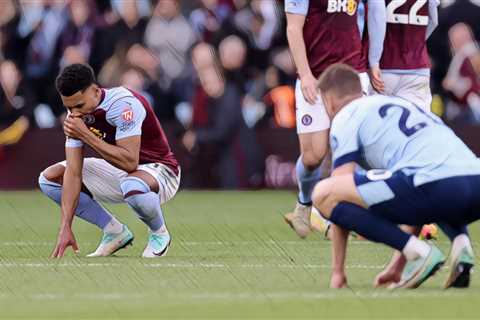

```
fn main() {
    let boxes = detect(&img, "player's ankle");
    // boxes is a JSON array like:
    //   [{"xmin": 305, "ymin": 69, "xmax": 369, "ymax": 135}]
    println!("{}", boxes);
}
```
[
  {"xmin": 152, "ymin": 225, "xmax": 168, "ymax": 235},
  {"xmin": 452, "ymin": 234, "xmax": 473, "ymax": 255},
  {"xmin": 402, "ymin": 236, "xmax": 430, "ymax": 260},
  {"xmin": 103, "ymin": 217, "xmax": 123, "ymax": 234}
]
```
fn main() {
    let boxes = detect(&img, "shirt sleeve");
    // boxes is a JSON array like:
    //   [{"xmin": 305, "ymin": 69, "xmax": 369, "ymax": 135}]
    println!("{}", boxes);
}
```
[
  {"xmin": 106, "ymin": 96, "xmax": 147, "ymax": 141},
  {"xmin": 330, "ymin": 114, "xmax": 363, "ymax": 169},
  {"xmin": 284, "ymin": 0, "xmax": 309, "ymax": 15},
  {"xmin": 426, "ymin": 0, "xmax": 440, "ymax": 39},
  {"xmin": 65, "ymin": 137, "xmax": 84, "ymax": 148},
  {"xmin": 366, "ymin": 0, "xmax": 387, "ymax": 68}
]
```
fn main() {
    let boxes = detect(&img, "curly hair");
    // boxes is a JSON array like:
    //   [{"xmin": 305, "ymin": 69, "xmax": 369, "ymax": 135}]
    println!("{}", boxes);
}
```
[{"xmin": 55, "ymin": 64, "xmax": 96, "ymax": 97}]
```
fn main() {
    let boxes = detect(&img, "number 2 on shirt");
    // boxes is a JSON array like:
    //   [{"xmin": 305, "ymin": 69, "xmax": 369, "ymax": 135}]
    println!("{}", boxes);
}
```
[
  {"xmin": 379, "ymin": 104, "xmax": 427, "ymax": 137},
  {"xmin": 386, "ymin": 0, "xmax": 428, "ymax": 26}
]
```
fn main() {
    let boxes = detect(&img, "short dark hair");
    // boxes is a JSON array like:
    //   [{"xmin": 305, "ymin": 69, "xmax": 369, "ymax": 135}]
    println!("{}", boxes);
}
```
[
  {"xmin": 317, "ymin": 63, "xmax": 362, "ymax": 97},
  {"xmin": 55, "ymin": 64, "xmax": 96, "ymax": 96}
]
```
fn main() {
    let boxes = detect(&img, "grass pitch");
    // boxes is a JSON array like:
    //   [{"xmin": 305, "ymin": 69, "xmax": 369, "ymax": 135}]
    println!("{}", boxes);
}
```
[{"xmin": 0, "ymin": 191, "xmax": 479, "ymax": 319}]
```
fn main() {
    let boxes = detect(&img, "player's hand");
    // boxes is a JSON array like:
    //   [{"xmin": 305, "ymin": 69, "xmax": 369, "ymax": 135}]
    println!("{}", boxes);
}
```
[
  {"xmin": 330, "ymin": 271, "xmax": 348, "ymax": 289},
  {"xmin": 369, "ymin": 66, "xmax": 385, "ymax": 93},
  {"xmin": 182, "ymin": 130, "xmax": 197, "ymax": 152},
  {"xmin": 63, "ymin": 114, "xmax": 89, "ymax": 140},
  {"xmin": 373, "ymin": 252, "xmax": 406, "ymax": 287},
  {"xmin": 373, "ymin": 268, "xmax": 402, "ymax": 288},
  {"xmin": 51, "ymin": 225, "xmax": 79, "ymax": 258},
  {"xmin": 300, "ymin": 73, "xmax": 318, "ymax": 105}
]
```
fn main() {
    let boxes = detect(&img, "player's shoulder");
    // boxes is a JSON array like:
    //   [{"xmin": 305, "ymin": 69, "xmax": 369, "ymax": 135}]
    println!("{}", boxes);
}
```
[
  {"xmin": 331, "ymin": 96, "xmax": 377, "ymax": 130},
  {"xmin": 98, "ymin": 87, "xmax": 136, "ymax": 111},
  {"xmin": 100, "ymin": 87, "xmax": 146, "ymax": 124}
]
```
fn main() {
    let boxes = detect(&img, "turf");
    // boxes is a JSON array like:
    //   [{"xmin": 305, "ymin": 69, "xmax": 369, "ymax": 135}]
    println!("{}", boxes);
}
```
[{"xmin": 0, "ymin": 191, "xmax": 479, "ymax": 319}]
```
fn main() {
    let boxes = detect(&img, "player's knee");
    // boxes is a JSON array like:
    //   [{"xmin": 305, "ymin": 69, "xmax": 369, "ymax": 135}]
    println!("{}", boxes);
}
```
[
  {"xmin": 39, "ymin": 165, "xmax": 64, "ymax": 187},
  {"xmin": 120, "ymin": 176, "xmax": 150, "ymax": 200},
  {"xmin": 312, "ymin": 180, "xmax": 334, "ymax": 219},
  {"xmin": 301, "ymin": 151, "xmax": 323, "ymax": 170}
]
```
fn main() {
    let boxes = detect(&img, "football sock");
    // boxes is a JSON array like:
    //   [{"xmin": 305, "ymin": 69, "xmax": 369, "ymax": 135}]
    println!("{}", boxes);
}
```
[
  {"xmin": 296, "ymin": 156, "xmax": 323, "ymax": 205},
  {"xmin": 437, "ymin": 223, "xmax": 469, "ymax": 242},
  {"xmin": 330, "ymin": 202, "xmax": 410, "ymax": 252},
  {"xmin": 38, "ymin": 173, "xmax": 117, "ymax": 230},
  {"xmin": 120, "ymin": 176, "xmax": 166, "ymax": 233},
  {"xmin": 452, "ymin": 234, "xmax": 474, "ymax": 255},
  {"xmin": 402, "ymin": 236, "xmax": 431, "ymax": 260}
]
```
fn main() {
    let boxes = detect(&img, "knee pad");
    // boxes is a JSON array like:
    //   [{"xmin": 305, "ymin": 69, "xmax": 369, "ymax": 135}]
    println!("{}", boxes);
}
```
[{"xmin": 120, "ymin": 176, "xmax": 150, "ymax": 199}]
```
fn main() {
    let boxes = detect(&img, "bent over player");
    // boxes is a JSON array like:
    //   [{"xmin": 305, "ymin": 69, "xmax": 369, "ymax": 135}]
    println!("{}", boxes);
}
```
[
  {"xmin": 284, "ymin": 0, "xmax": 386, "ymax": 238},
  {"xmin": 39, "ymin": 64, "xmax": 180, "ymax": 258},
  {"xmin": 313, "ymin": 64, "xmax": 478, "ymax": 289}
]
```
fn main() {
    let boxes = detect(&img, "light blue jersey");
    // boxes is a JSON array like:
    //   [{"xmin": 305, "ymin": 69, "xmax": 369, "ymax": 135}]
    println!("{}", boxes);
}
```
[{"xmin": 331, "ymin": 95, "xmax": 480, "ymax": 186}]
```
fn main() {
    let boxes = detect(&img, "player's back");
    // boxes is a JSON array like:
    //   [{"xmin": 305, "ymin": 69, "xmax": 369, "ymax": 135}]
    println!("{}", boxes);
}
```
[
  {"xmin": 332, "ymin": 95, "xmax": 480, "ymax": 186},
  {"xmin": 302, "ymin": 0, "xmax": 366, "ymax": 77},
  {"xmin": 380, "ymin": 0, "xmax": 431, "ymax": 70}
]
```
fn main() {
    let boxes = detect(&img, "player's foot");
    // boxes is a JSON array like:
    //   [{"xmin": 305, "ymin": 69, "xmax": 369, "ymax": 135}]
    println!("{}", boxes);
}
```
[
  {"xmin": 87, "ymin": 225, "xmax": 134, "ymax": 257},
  {"xmin": 310, "ymin": 208, "xmax": 331, "ymax": 239},
  {"xmin": 444, "ymin": 243, "xmax": 474, "ymax": 289},
  {"xmin": 397, "ymin": 245, "xmax": 445, "ymax": 289},
  {"xmin": 142, "ymin": 232, "xmax": 171, "ymax": 258},
  {"xmin": 284, "ymin": 202, "xmax": 312, "ymax": 238}
]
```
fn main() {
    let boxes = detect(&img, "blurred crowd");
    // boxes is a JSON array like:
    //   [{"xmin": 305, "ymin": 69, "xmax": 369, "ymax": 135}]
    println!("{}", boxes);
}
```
[{"xmin": 0, "ymin": 0, "xmax": 479, "ymax": 188}]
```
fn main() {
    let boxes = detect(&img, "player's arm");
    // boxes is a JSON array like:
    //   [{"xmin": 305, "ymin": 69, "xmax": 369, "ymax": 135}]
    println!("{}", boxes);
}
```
[
  {"xmin": 83, "ymin": 135, "xmax": 141, "ymax": 173},
  {"xmin": 426, "ymin": 0, "xmax": 440, "ymax": 39},
  {"xmin": 51, "ymin": 142, "xmax": 82, "ymax": 258},
  {"xmin": 327, "ymin": 113, "xmax": 364, "ymax": 288},
  {"xmin": 285, "ymin": 0, "xmax": 317, "ymax": 105},
  {"xmin": 65, "ymin": 99, "xmax": 145, "ymax": 173},
  {"xmin": 329, "ymin": 162, "xmax": 356, "ymax": 288},
  {"xmin": 366, "ymin": 0, "xmax": 387, "ymax": 93}
]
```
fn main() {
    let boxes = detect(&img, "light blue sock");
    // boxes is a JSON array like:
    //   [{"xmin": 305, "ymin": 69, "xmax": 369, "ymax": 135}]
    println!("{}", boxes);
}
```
[
  {"xmin": 296, "ymin": 156, "xmax": 323, "ymax": 205},
  {"xmin": 120, "ymin": 177, "xmax": 165, "ymax": 232},
  {"xmin": 38, "ymin": 173, "xmax": 114, "ymax": 229}
]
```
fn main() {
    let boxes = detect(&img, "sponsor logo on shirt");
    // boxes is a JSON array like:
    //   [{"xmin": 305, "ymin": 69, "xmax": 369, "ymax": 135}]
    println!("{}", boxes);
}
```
[
  {"xmin": 122, "ymin": 107, "xmax": 134, "ymax": 122},
  {"xmin": 89, "ymin": 127, "xmax": 106, "ymax": 140},
  {"xmin": 119, "ymin": 121, "xmax": 135, "ymax": 132},
  {"xmin": 327, "ymin": 0, "xmax": 357, "ymax": 16}
]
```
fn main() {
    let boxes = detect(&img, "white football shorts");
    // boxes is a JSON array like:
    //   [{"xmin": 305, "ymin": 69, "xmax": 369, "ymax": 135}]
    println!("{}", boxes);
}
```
[
  {"xmin": 295, "ymin": 72, "xmax": 370, "ymax": 134},
  {"xmin": 378, "ymin": 73, "xmax": 432, "ymax": 112},
  {"xmin": 56, "ymin": 158, "xmax": 180, "ymax": 204}
]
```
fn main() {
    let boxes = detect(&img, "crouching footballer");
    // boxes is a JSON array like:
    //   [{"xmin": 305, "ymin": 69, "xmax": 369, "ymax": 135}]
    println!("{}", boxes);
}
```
[
  {"xmin": 39, "ymin": 64, "xmax": 180, "ymax": 258},
  {"xmin": 312, "ymin": 64, "xmax": 478, "ymax": 289}
]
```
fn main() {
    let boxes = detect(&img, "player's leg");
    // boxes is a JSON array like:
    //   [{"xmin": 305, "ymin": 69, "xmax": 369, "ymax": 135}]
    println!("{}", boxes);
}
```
[
  {"xmin": 120, "ymin": 164, "xmax": 180, "ymax": 258},
  {"xmin": 285, "ymin": 79, "xmax": 330, "ymax": 238},
  {"xmin": 312, "ymin": 172, "xmax": 446, "ymax": 288},
  {"xmin": 38, "ymin": 159, "xmax": 133, "ymax": 257},
  {"xmin": 440, "ymin": 223, "xmax": 474, "ymax": 289}
]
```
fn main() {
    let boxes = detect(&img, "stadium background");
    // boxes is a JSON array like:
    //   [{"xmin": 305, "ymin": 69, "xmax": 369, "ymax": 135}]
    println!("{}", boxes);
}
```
[{"xmin": 0, "ymin": 0, "xmax": 479, "ymax": 190}]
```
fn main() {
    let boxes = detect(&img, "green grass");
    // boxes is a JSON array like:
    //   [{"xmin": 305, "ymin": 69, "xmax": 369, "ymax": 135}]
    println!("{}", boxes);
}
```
[{"xmin": 0, "ymin": 191, "xmax": 479, "ymax": 319}]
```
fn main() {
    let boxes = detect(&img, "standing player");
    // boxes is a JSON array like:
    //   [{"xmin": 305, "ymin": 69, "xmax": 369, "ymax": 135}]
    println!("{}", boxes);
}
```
[
  {"xmin": 284, "ymin": 0, "xmax": 386, "ymax": 238},
  {"xmin": 312, "ymin": 64, "xmax": 477, "ymax": 289},
  {"xmin": 38, "ymin": 64, "xmax": 180, "ymax": 258},
  {"xmin": 373, "ymin": 0, "xmax": 440, "ymax": 111}
]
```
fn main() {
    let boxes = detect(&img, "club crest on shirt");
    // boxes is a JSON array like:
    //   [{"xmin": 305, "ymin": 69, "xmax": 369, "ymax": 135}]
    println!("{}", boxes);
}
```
[
  {"xmin": 122, "ymin": 107, "xmax": 134, "ymax": 122},
  {"xmin": 327, "ymin": 0, "xmax": 357, "ymax": 16},
  {"xmin": 82, "ymin": 114, "xmax": 95, "ymax": 125}
]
